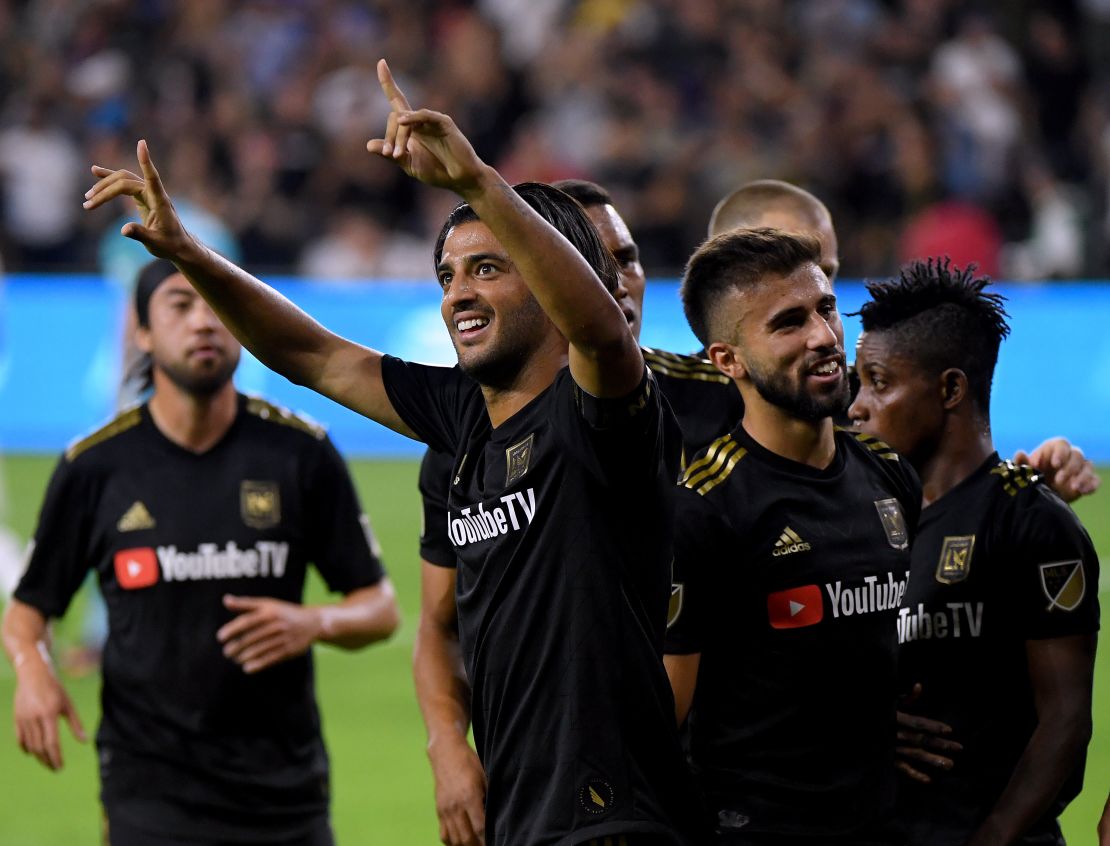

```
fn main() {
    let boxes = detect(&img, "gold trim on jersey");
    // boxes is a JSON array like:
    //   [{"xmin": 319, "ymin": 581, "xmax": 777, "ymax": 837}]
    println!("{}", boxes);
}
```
[
  {"xmin": 65, "ymin": 406, "xmax": 143, "ymax": 461},
  {"xmin": 642, "ymin": 346, "xmax": 731, "ymax": 384},
  {"xmin": 838, "ymin": 426, "xmax": 900, "ymax": 461},
  {"xmin": 680, "ymin": 434, "xmax": 747, "ymax": 496},
  {"xmin": 245, "ymin": 396, "xmax": 326, "ymax": 440},
  {"xmin": 990, "ymin": 459, "xmax": 1040, "ymax": 497}
]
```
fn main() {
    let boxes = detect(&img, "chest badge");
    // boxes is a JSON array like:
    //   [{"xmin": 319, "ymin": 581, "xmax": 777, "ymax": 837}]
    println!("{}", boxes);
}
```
[
  {"xmin": 117, "ymin": 500, "xmax": 156, "ymax": 532},
  {"xmin": 936, "ymin": 535, "xmax": 975, "ymax": 584},
  {"xmin": 241, "ymin": 481, "xmax": 281, "ymax": 529},
  {"xmin": 505, "ymin": 433, "xmax": 535, "ymax": 486},
  {"xmin": 1038, "ymin": 560, "xmax": 1086, "ymax": 612},
  {"xmin": 874, "ymin": 498, "xmax": 909, "ymax": 550}
]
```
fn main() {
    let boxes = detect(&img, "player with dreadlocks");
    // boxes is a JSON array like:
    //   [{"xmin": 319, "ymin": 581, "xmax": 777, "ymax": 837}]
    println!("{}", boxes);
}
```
[{"xmin": 849, "ymin": 258, "xmax": 1100, "ymax": 846}]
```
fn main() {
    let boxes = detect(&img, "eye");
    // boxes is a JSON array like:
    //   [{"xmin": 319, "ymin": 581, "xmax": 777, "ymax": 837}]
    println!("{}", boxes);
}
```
[
  {"xmin": 818, "ymin": 301, "xmax": 837, "ymax": 318},
  {"xmin": 476, "ymin": 262, "xmax": 497, "ymax": 275},
  {"xmin": 438, "ymin": 272, "xmax": 453, "ymax": 289}
]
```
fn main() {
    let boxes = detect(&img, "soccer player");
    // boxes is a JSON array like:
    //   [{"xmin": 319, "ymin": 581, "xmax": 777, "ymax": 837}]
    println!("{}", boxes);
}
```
[
  {"xmin": 414, "ymin": 177, "xmax": 740, "ymax": 845},
  {"xmin": 2, "ymin": 259, "xmax": 400, "ymax": 845},
  {"xmin": 82, "ymin": 62, "xmax": 703, "ymax": 846},
  {"xmin": 848, "ymin": 259, "xmax": 1099, "ymax": 846},
  {"xmin": 665, "ymin": 228, "xmax": 922, "ymax": 845}
]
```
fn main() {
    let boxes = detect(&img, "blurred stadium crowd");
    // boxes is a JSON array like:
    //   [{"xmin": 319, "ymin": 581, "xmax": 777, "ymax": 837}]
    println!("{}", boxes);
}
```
[{"xmin": 2, "ymin": 0, "xmax": 1110, "ymax": 281}]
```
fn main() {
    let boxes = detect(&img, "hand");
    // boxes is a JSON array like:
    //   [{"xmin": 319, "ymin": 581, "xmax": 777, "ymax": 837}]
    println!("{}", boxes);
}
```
[
  {"xmin": 366, "ymin": 60, "xmax": 489, "ymax": 197},
  {"xmin": 428, "ymin": 737, "xmax": 487, "ymax": 846},
  {"xmin": 13, "ymin": 656, "xmax": 87, "ymax": 771},
  {"xmin": 896, "ymin": 683, "xmax": 962, "ymax": 784},
  {"xmin": 1013, "ymin": 438, "xmax": 1100, "ymax": 504},
  {"xmin": 83, "ymin": 139, "xmax": 196, "ymax": 261},
  {"xmin": 217, "ymin": 595, "xmax": 322, "ymax": 674}
]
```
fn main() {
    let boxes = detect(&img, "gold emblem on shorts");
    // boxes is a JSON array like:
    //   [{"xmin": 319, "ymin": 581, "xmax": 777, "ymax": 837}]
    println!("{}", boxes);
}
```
[
  {"xmin": 667, "ymin": 583, "xmax": 685, "ymax": 627},
  {"xmin": 1038, "ymin": 560, "xmax": 1086, "ymax": 612},
  {"xmin": 874, "ymin": 498, "xmax": 909, "ymax": 550},
  {"xmin": 241, "ymin": 481, "xmax": 281, "ymax": 529},
  {"xmin": 578, "ymin": 778, "xmax": 614, "ymax": 816},
  {"xmin": 936, "ymin": 535, "xmax": 975, "ymax": 584},
  {"xmin": 505, "ymin": 434, "xmax": 535, "ymax": 486}
]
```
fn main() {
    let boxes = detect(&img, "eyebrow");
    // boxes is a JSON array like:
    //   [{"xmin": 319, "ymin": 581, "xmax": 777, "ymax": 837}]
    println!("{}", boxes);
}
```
[
  {"xmin": 765, "ymin": 294, "xmax": 836, "ymax": 328},
  {"xmin": 435, "ymin": 252, "xmax": 508, "ymax": 276}
]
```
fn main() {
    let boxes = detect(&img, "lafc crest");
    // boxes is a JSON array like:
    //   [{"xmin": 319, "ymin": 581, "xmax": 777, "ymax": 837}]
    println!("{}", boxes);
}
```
[
  {"xmin": 874, "ymin": 498, "xmax": 909, "ymax": 550},
  {"xmin": 241, "ymin": 481, "xmax": 281, "ymax": 529},
  {"xmin": 505, "ymin": 433, "xmax": 535, "ymax": 486},
  {"xmin": 936, "ymin": 535, "xmax": 975, "ymax": 584},
  {"xmin": 1039, "ymin": 560, "xmax": 1086, "ymax": 612}
]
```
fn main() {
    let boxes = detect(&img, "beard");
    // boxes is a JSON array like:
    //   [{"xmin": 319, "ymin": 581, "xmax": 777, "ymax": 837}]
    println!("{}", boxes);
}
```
[
  {"xmin": 747, "ymin": 356, "xmax": 850, "ymax": 422},
  {"xmin": 453, "ymin": 297, "xmax": 549, "ymax": 391},
  {"xmin": 157, "ymin": 350, "xmax": 239, "ymax": 397}
]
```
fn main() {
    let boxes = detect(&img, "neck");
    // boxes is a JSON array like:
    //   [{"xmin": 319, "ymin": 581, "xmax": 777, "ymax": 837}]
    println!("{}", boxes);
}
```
[
  {"xmin": 740, "ymin": 391, "xmax": 838, "ymax": 469},
  {"xmin": 916, "ymin": 414, "xmax": 995, "ymax": 508},
  {"xmin": 481, "ymin": 339, "xmax": 569, "ymax": 427},
  {"xmin": 147, "ymin": 376, "xmax": 238, "ymax": 453}
]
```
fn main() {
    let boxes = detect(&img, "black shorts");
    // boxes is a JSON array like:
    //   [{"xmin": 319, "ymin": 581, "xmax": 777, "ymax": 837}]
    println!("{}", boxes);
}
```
[{"xmin": 103, "ymin": 811, "xmax": 335, "ymax": 846}]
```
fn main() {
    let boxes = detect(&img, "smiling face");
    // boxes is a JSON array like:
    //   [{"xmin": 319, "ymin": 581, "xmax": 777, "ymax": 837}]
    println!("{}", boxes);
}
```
[
  {"xmin": 136, "ymin": 273, "xmax": 240, "ymax": 396},
  {"xmin": 584, "ymin": 203, "xmax": 645, "ymax": 340},
  {"xmin": 849, "ymin": 330, "xmax": 945, "ymax": 464},
  {"xmin": 437, "ymin": 221, "xmax": 557, "ymax": 389},
  {"xmin": 715, "ymin": 263, "xmax": 849, "ymax": 421}
]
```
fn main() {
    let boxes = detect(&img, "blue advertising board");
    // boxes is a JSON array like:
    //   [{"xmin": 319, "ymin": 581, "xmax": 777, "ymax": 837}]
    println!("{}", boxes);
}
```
[{"xmin": 2, "ymin": 275, "xmax": 1109, "ymax": 461}]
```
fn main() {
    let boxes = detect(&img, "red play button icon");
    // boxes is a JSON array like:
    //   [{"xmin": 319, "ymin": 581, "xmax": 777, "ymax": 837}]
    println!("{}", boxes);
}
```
[
  {"xmin": 767, "ymin": 584, "xmax": 824, "ymax": 629},
  {"xmin": 114, "ymin": 547, "xmax": 159, "ymax": 590}
]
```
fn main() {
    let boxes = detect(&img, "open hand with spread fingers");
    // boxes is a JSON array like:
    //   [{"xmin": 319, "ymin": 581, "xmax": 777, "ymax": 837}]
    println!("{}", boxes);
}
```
[
  {"xmin": 367, "ymin": 59, "xmax": 491, "ymax": 198},
  {"xmin": 83, "ymin": 139, "xmax": 196, "ymax": 261}
]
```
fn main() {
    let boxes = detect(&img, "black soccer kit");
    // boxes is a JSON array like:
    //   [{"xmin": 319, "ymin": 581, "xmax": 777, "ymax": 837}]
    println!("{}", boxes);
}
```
[
  {"xmin": 896, "ymin": 456, "xmax": 1100, "ymax": 846},
  {"xmin": 418, "ymin": 347, "xmax": 743, "ymax": 569},
  {"xmin": 666, "ymin": 427, "xmax": 921, "ymax": 845},
  {"xmin": 14, "ymin": 395, "xmax": 386, "ymax": 844},
  {"xmin": 384, "ymin": 358, "xmax": 704, "ymax": 846}
]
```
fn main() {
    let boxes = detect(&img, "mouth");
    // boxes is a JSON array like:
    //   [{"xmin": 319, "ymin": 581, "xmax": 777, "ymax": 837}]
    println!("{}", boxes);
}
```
[
  {"xmin": 454, "ymin": 313, "xmax": 491, "ymax": 342},
  {"xmin": 621, "ymin": 307, "xmax": 636, "ymax": 326},
  {"xmin": 805, "ymin": 355, "xmax": 845, "ymax": 384},
  {"xmin": 188, "ymin": 345, "xmax": 222, "ymax": 360}
]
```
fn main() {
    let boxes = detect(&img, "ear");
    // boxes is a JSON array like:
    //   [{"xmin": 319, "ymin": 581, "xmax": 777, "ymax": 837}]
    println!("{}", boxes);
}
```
[
  {"xmin": 707, "ymin": 341, "xmax": 746, "ymax": 381},
  {"xmin": 940, "ymin": 368, "xmax": 968, "ymax": 411},
  {"xmin": 134, "ymin": 323, "xmax": 153, "ymax": 355}
]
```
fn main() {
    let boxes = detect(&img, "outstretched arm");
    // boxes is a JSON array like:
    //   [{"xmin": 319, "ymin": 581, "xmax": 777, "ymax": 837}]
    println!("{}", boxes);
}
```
[
  {"xmin": 82, "ymin": 142, "xmax": 415, "ymax": 437},
  {"xmin": 370, "ymin": 60, "xmax": 643, "ymax": 398},
  {"xmin": 1013, "ymin": 438, "xmax": 1100, "ymax": 503}
]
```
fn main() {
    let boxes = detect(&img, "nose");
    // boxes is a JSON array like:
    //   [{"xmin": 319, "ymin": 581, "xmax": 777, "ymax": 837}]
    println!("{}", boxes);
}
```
[
  {"xmin": 613, "ymin": 274, "xmax": 630, "ymax": 303},
  {"xmin": 190, "ymin": 300, "xmax": 221, "ymax": 331},
  {"xmin": 847, "ymin": 392, "xmax": 867, "ymax": 423},
  {"xmin": 807, "ymin": 312, "xmax": 838, "ymax": 350}
]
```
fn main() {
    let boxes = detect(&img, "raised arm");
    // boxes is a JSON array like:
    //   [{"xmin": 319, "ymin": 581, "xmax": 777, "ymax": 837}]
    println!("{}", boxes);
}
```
[
  {"xmin": 369, "ymin": 60, "xmax": 643, "ymax": 398},
  {"xmin": 82, "ymin": 141, "xmax": 415, "ymax": 437}
]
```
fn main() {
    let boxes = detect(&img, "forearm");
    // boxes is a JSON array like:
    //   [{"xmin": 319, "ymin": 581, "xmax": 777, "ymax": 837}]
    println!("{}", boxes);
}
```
[
  {"xmin": 2, "ymin": 601, "xmax": 52, "ymax": 676},
  {"xmin": 413, "ymin": 616, "xmax": 472, "ymax": 754},
  {"xmin": 967, "ymin": 713, "xmax": 1092, "ymax": 846},
  {"xmin": 314, "ymin": 582, "xmax": 400, "ymax": 649}
]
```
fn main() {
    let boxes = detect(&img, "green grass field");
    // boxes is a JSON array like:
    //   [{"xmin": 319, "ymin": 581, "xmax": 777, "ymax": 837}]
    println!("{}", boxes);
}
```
[{"xmin": 0, "ymin": 455, "xmax": 1106, "ymax": 844}]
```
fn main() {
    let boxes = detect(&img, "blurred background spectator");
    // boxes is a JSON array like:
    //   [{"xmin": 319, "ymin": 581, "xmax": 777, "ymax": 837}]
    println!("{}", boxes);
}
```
[{"xmin": 1, "ymin": 0, "xmax": 1110, "ymax": 281}]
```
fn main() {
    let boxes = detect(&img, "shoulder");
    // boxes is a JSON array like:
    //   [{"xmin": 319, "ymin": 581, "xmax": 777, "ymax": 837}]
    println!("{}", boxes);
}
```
[
  {"xmin": 989, "ymin": 459, "xmax": 1088, "ymax": 542},
  {"xmin": 837, "ymin": 426, "xmax": 920, "ymax": 493},
  {"xmin": 642, "ymin": 346, "xmax": 731, "ymax": 386},
  {"xmin": 64, "ymin": 405, "xmax": 144, "ymax": 464},
  {"xmin": 678, "ymin": 432, "xmax": 750, "ymax": 498},
  {"xmin": 242, "ymin": 395, "xmax": 327, "ymax": 442}
]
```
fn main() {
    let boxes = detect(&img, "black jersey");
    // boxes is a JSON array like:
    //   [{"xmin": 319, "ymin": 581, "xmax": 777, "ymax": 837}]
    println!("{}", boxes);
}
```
[
  {"xmin": 418, "ymin": 347, "xmax": 743, "ymax": 571},
  {"xmin": 383, "ymin": 357, "xmax": 703, "ymax": 846},
  {"xmin": 897, "ymin": 455, "xmax": 1100, "ymax": 846},
  {"xmin": 14, "ymin": 395, "xmax": 385, "ymax": 842},
  {"xmin": 666, "ymin": 426, "xmax": 921, "ymax": 844}
]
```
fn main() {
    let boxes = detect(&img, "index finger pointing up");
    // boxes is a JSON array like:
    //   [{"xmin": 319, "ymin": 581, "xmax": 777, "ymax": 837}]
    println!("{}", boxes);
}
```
[{"xmin": 377, "ymin": 59, "xmax": 412, "ymax": 112}]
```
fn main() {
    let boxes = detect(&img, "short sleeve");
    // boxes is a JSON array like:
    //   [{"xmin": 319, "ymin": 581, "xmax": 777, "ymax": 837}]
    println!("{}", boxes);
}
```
[
  {"xmin": 418, "ymin": 448, "xmax": 457, "ymax": 569},
  {"xmin": 1006, "ymin": 487, "xmax": 1100, "ymax": 640},
  {"xmin": 380, "ymin": 356, "xmax": 476, "ymax": 454},
  {"xmin": 13, "ymin": 456, "xmax": 98, "ymax": 618},
  {"xmin": 664, "ymin": 488, "xmax": 729, "ymax": 655},
  {"xmin": 303, "ymin": 436, "xmax": 386, "ymax": 593}
]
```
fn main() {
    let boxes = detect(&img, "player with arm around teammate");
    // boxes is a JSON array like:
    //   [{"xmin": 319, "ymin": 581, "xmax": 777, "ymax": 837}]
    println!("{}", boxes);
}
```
[
  {"xmin": 83, "ymin": 62, "xmax": 704, "ymax": 846},
  {"xmin": 848, "ymin": 259, "xmax": 1099, "ymax": 846},
  {"xmin": 2, "ymin": 259, "xmax": 400, "ymax": 845}
]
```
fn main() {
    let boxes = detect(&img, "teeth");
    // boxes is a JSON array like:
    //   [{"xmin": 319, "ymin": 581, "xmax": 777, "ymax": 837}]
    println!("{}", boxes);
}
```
[
  {"xmin": 812, "ymin": 361, "xmax": 839, "ymax": 375},
  {"xmin": 457, "ymin": 318, "xmax": 489, "ymax": 332}
]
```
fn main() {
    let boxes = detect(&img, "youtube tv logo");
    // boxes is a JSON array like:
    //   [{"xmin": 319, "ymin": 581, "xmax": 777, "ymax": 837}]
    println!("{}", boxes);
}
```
[
  {"xmin": 114, "ymin": 547, "xmax": 159, "ymax": 590},
  {"xmin": 767, "ymin": 584, "xmax": 824, "ymax": 629}
]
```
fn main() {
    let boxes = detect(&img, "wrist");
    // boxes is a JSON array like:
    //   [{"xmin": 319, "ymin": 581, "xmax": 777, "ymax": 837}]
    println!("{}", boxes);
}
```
[
  {"xmin": 455, "ymin": 164, "xmax": 504, "ymax": 204},
  {"xmin": 13, "ymin": 641, "xmax": 52, "ymax": 676}
]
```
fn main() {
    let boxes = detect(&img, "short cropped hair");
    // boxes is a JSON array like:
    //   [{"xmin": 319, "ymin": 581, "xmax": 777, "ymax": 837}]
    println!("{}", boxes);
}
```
[
  {"xmin": 433, "ymin": 181, "xmax": 620, "ymax": 293},
  {"xmin": 853, "ymin": 258, "xmax": 1010, "ymax": 414},
  {"xmin": 681, "ymin": 228, "xmax": 823, "ymax": 346},
  {"xmin": 552, "ymin": 179, "xmax": 613, "ymax": 209},
  {"xmin": 709, "ymin": 180, "xmax": 831, "ymax": 239}
]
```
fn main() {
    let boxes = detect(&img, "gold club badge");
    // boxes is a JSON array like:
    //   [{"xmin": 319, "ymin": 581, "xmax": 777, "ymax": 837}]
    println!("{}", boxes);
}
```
[
  {"xmin": 505, "ymin": 433, "xmax": 535, "ymax": 486},
  {"xmin": 936, "ymin": 535, "xmax": 975, "ymax": 584},
  {"xmin": 241, "ymin": 481, "xmax": 281, "ymax": 529},
  {"xmin": 874, "ymin": 498, "xmax": 909, "ymax": 550}
]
